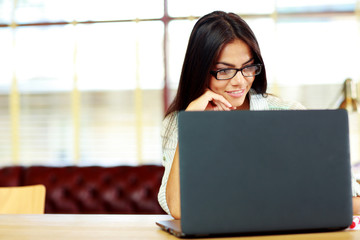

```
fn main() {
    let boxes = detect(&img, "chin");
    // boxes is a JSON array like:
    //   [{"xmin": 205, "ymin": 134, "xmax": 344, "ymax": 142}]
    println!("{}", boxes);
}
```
[{"xmin": 232, "ymin": 99, "xmax": 246, "ymax": 108}]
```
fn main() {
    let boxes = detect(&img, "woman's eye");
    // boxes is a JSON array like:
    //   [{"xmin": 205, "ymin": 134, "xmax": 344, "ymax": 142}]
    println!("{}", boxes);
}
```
[{"xmin": 218, "ymin": 69, "xmax": 232, "ymax": 75}]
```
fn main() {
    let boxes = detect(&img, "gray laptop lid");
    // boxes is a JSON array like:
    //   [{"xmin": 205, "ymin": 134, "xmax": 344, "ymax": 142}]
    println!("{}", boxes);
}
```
[{"xmin": 178, "ymin": 109, "xmax": 353, "ymax": 236}]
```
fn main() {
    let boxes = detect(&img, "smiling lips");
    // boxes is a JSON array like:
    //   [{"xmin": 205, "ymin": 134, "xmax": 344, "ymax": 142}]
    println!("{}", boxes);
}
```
[{"xmin": 226, "ymin": 89, "xmax": 245, "ymax": 98}]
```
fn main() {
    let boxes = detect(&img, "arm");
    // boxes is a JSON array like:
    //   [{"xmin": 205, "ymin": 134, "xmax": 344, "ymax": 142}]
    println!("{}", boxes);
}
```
[
  {"xmin": 351, "ymin": 172, "xmax": 360, "ymax": 215},
  {"xmin": 164, "ymin": 89, "xmax": 234, "ymax": 219},
  {"xmin": 166, "ymin": 144, "xmax": 181, "ymax": 219},
  {"xmin": 352, "ymin": 174, "xmax": 360, "ymax": 215},
  {"xmin": 353, "ymin": 197, "xmax": 360, "ymax": 215}
]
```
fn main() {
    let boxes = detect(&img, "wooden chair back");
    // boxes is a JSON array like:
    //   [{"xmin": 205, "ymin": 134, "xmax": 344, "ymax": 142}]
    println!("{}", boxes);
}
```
[{"xmin": 0, "ymin": 185, "xmax": 46, "ymax": 214}]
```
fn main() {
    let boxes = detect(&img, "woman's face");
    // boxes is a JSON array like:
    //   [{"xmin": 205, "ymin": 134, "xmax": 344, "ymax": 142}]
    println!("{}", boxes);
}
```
[{"xmin": 209, "ymin": 39, "xmax": 255, "ymax": 110}]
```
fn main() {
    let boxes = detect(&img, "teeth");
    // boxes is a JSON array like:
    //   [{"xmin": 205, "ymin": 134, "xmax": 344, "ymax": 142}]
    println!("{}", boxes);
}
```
[{"xmin": 229, "ymin": 90, "xmax": 243, "ymax": 94}]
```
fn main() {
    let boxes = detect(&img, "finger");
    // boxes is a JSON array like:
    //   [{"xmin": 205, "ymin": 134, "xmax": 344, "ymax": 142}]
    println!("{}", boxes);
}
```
[
  {"xmin": 213, "ymin": 95, "xmax": 232, "ymax": 108},
  {"xmin": 218, "ymin": 101, "xmax": 232, "ymax": 111},
  {"xmin": 205, "ymin": 90, "xmax": 232, "ymax": 108},
  {"xmin": 212, "ymin": 99, "xmax": 231, "ymax": 111},
  {"xmin": 213, "ymin": 102, "xmax": 228, "ymax": 111},
  {"xmin": 210, "ymin": 103, "xmax": 220, "ymax": 111}
]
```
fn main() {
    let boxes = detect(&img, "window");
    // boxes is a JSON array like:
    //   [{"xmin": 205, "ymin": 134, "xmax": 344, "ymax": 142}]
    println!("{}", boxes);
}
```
[{"xmin": 0, "ymin": 0, "xmax": 359, "ymax": 166}]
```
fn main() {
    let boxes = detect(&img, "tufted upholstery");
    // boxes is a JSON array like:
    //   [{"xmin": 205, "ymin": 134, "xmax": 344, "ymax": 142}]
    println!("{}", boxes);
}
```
[
  {"xmin": 0, "ymin": 165, "xmax": 166, "ymax": 214},
  {"xmin": 0, "ymin": 166, "xmax": 23, "ymax": 187}
]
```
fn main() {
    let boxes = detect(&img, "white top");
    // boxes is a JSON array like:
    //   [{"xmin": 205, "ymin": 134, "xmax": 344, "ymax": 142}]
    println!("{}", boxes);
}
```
[{"xmin": 158, "ymin": 89, "xmax": 360, "ymax": 214}]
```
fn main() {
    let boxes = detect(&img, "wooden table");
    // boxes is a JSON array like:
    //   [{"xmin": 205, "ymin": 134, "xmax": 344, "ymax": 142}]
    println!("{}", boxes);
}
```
[{"xmin": 0, "ymin": 214, "xmax": 358, "ymax": 240}]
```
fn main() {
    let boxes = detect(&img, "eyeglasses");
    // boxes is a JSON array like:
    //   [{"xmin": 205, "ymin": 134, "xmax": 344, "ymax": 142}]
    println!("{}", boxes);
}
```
[{"xmin": 210, "ymin": 64, "xmax": 262, "ymax": 80}]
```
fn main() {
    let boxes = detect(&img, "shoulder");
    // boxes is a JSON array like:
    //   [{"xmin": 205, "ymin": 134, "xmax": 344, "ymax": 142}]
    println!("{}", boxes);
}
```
[
  {"xmin": 162, "ymin": 112, "xmax": 178, "ymax": 131},
  {"xmin": 161, "ymin": 111, "xmax": 179, "ymax": 143},
  {"xmin": 249, "ymin": 89, "xmax": 306, "ymax": 110},
  {"xmin": 265, "ymin": 94, "xmax": 306, "ymax": 110}
]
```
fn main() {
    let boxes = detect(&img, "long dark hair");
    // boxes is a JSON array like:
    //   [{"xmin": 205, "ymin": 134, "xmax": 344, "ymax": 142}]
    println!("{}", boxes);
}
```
[{"xmin": 165, "ymin": 11, "xmax": 267, "ymax": 117}]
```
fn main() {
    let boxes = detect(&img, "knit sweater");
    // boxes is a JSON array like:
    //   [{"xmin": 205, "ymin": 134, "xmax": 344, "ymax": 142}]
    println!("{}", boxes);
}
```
[{"xmin": 158, "ymin": 89, "xmax": 360, "ymax": 214}]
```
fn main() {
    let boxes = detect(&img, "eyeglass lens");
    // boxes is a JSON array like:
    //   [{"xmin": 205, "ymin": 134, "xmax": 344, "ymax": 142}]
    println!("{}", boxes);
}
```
[{"xmin": 217, "ymin": 65, "xmax": 261, "ymax": 80}]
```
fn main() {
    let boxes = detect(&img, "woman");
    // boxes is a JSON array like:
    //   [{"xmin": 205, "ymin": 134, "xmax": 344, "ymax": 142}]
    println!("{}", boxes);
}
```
[{"xmin": 158, "ymin": 11, "xmax": 360, "ymax": 219}]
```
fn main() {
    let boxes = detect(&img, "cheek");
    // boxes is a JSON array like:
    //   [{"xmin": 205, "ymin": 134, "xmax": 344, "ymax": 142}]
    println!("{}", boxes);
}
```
[
  {"xmin": 247, "ymin": 77, "xmax": 255, "ymax": 87},
  {"xmin": 209, "ymin": 77, "xmax": 228, "ymax": 93}
]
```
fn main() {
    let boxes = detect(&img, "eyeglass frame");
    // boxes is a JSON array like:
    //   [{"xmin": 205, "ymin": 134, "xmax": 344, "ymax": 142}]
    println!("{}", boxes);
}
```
[{"xmin": 209, "ymin": 63, "xmax": 263, "ymax": 80}]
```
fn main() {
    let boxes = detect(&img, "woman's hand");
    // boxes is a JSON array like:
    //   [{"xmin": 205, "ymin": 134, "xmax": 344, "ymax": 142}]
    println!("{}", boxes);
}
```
[
  {"xmin": 185, "ymin": 89, "xmax": 235, "ymax": 111},
  {"xmin": 166, "ymin": 89, "xmax": 235, "ymax": 219}
]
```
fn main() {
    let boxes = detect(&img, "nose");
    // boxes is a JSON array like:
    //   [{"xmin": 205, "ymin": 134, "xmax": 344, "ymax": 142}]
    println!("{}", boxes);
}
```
[{"xmin": 230, "ymin": 71, "xmax": 246, "ymax": 85}]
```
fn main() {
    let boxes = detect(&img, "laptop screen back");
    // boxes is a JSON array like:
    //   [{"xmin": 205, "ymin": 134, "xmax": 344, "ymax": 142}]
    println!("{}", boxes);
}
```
[{"xmin": 178, "ymin": 110, "xmax": 353, "ymax": 236}]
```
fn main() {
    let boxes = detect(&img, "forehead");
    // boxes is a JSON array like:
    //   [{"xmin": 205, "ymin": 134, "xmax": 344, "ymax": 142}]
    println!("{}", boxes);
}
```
[{"xmin": 217, "ymin": 39, "xmax": 252, "ymax": 64}]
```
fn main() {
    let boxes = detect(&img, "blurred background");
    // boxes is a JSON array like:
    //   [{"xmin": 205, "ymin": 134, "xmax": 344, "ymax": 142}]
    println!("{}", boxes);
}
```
[{"xmin": 0, "ymin": 0, "xmax": 359, "ymax": 167}]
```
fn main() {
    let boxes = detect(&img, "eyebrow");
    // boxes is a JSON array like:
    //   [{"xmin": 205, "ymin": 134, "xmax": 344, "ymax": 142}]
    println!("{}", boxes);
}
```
[{"xmin": 216, "ymin": 58, "xmax": 254, "ymax": 68}]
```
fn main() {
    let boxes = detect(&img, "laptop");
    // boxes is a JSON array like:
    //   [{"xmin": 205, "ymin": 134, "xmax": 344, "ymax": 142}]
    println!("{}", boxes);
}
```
[{"xmin": 156, "ymin": 109, "xmax": 353, "ymax": 238}]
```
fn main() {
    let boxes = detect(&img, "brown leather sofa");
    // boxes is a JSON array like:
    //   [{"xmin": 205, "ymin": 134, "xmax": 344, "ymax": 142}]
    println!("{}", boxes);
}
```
[{"xmin": 0, "ymin": 165, "xmax": 166, "ymax": 214}]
